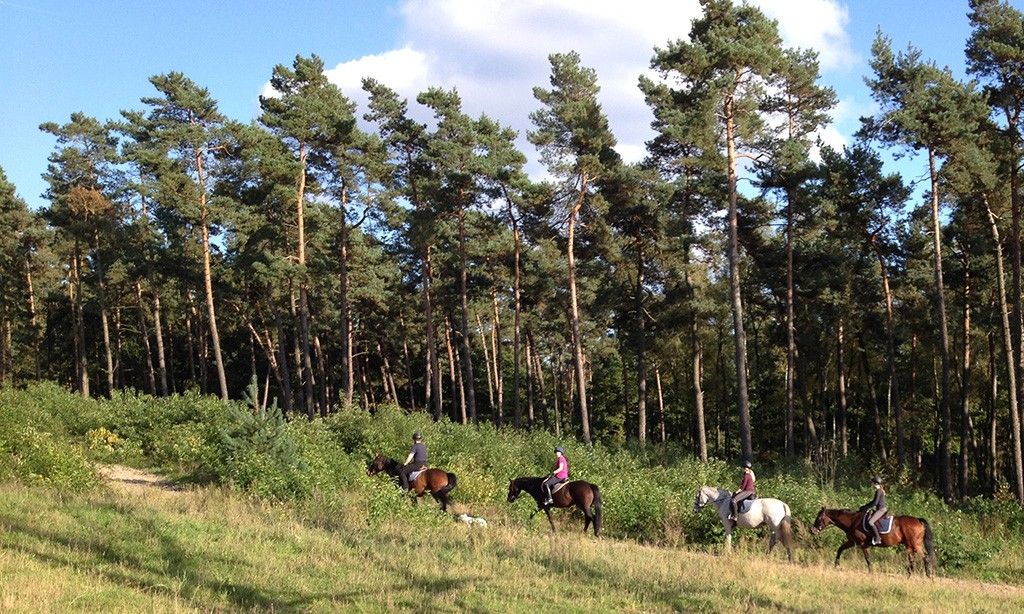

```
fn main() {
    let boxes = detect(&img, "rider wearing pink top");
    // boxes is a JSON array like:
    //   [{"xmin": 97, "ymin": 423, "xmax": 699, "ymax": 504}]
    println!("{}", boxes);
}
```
[{"xmin": 542, "ymin": 447, "xmax": 569, "ymax": 505}]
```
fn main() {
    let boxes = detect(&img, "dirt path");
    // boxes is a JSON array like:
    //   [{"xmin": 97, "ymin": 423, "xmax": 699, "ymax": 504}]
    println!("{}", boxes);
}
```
[{"xmin": 95, "ymin": 463, "xmax": 181, "ymax": 493}]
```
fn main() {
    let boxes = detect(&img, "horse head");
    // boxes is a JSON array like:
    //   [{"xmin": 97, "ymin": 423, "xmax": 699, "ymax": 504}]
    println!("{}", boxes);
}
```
[
  {"xmin": 693, "ymin": 486, "xmax": 713, "ymax": 513},
  {"xmin": 367, "ymin": 453, "xmax": 387, "ymax": 477},
  {"xmin": 810, "ymin": 506, "xmax": 831, "ymax": 534},
  {"xmin": 507, "ymin": 478, "xmax": 522, "ymax": 503}
]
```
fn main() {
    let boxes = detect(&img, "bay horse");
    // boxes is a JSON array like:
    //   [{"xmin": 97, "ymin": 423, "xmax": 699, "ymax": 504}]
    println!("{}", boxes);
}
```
[
  {"xmin": 366, "ymin": 454, "xmax": 458, "ymax": 512},
  {"xmin": 693, "ymin": 485, "xmax": 797, "ymax": 561},
  {"xmin": 507, "ymin": 476, "xmax": 602, "ymax": 536},
  {"xmin": 810, "ymin": 507, "xmax": 935, "ymax": 576}
]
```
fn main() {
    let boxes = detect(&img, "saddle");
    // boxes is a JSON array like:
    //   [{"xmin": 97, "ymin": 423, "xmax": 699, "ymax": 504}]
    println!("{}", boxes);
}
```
[
  {"xmin": 550, "ymin": 480, "xmax": 568, "ymax": 495},
  {"xmin": 409, "ymin": 467, "xmax": 427, "ymax": 482},
  {"xmin": 738, "ymin": 498, "xmax": 756, "ymax": 514},
  {"xmin": 862, "ymin": 512, "xmax": 894, "ymax": 535}
]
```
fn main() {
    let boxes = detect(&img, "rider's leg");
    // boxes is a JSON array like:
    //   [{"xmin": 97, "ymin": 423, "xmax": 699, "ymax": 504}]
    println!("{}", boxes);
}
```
[
  {"xmin": 399, "ymin": 465, "xmax": 412, "ymax": 490},
  {"xmin": 869, "ymin": 507, "xmax": 887, "ymax": 544},
  {"xmin": 542, "ymin": 476, "xmax": 555, "ymax": 504},
  {"xmin": 730, "ymin": 490, "xmax": 752, "ymax": 520}
]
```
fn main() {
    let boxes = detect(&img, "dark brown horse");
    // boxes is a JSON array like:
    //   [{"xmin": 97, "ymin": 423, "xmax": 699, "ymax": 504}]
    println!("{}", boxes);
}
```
[
  {"xmin": 366, "ymin": 454, "xmax": 458, "ymax": 512},
  {"xmin": 507, "ymin": 476, "xmax": 602, "ymax": 536},
  {"xmin": 811, "ymin": 507, "xmax": 935, "ymax": 576}
]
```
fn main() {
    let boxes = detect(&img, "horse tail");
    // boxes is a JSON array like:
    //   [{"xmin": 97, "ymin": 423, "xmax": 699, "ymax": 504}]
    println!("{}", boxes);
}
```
[
  {"xmin": 438, "ymin": 472, "xmax": 458, "ymax": 497},
  {"xmin": 591, "ymin": 483, "xmax": 603, "ymax": 537},
  {"xmin": 780, "ymin": 515, "xmax": 795, "ymax": 552},
  {"xmin": 921, "ymin": 518, "xmax": 936, "ymax": 574}
]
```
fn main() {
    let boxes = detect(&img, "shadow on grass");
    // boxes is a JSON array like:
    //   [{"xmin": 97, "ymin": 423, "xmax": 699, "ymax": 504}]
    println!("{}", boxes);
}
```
[{"xmin": 0, "ymin": 501, "xmax": 360, "ymax": 610}]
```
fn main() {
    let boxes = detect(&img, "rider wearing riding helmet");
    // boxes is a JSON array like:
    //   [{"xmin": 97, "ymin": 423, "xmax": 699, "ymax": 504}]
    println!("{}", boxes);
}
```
[
  {"xmin": 729, "ymin": 460, "xmax": 756, "ymax": 521},
  {"xmin": 400, "ymin": 432, "xmax": 428, "ymax": 491},
  {"xmin": 859, "ymin": 476, "xmax": 888, "ymax": 545},
  {"xmin": 542, "ymin": 446, "xmax": 569, "ymax": 505}
]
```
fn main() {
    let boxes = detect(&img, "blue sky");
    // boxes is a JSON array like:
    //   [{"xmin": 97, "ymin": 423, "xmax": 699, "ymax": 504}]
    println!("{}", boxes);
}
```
[{"xmin": 0, "ymin": 0, "xmax": 1013, "ymax": 210}]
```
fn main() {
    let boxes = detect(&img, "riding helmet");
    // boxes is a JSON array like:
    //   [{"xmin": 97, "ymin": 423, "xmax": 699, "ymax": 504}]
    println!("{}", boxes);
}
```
[
  {"xmin": 412, "ymin": 432, "xmax": 422, "ymax": 441},
  {"xmin": 554, "ymin": 446, "xmax": 564, "ymax": 454},
  {"xmin": 741, "ymin": 460, "xmax": 752, "ymax": 469},
  {"xmin": 871, "ymin": 475, "xmax": 882, "ymax": 485}
]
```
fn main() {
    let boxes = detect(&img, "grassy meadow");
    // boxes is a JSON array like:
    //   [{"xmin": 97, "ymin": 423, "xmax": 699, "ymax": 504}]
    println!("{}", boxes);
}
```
[{"xmin": 1, "ymin": 382, "xmax": 1024, "ymax": 611}]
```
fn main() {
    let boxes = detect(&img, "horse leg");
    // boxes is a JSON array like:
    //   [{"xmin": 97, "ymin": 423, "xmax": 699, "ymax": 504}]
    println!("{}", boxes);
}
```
[
  {"xmin": 581, "ymin": 503, "xmax": 592, "ymax": 534},
  {"xmin": 545, "ymin": 508, "xmax": 556, "ymax": 533},
  {"xmin": 861, "ymin": 547, "xmax": 872, "ymax": 573},
  {"xmin": 834, "ymin": 541, "xmax": 854, "ymax": 567},
  {"xmin": 906, "ymin": 547, "xmax": 916, "ymax": 576},
  {"xmin": 767, "ymin": 529, "xmax": 777, "ymax": 555}
]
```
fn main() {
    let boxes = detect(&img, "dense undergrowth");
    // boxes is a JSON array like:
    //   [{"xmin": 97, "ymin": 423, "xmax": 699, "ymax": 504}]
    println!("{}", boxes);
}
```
[{"xmin": 2, "ymin": 381, "xmax": 1024, "ymax": 583}]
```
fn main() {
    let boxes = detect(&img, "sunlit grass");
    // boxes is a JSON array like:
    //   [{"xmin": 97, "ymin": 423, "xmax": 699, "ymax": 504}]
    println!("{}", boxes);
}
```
[{"xmin": 1, "ymin": 481, "xmax": 1021, "ymax": 612}]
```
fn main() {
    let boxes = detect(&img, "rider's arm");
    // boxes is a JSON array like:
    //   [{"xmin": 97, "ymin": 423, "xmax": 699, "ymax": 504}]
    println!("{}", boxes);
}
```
[{"xmin": 404, "ymin": 452, "xmax": 415, "ymax": 465}]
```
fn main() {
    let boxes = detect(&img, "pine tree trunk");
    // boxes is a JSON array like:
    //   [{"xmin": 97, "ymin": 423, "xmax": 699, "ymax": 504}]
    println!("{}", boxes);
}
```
[
  {"xmin": 871, "ymin": 239, "xmax": 901, "ymax": 466},
  {"xmin": 314, "ymin": 334, "xmax": 329, "ymax": 415},
  {"xmin": 725, "ymin": 92, "xmax": 752, "ymax": 462},
  {"xmin": 525, "ymin": 327, "xmax": 536, "ymax": 428},
  {"xmin": 195, "ymin": 149, "xmax": 228, "ymax": 401},
  {"xmin": 153, "ymin": 291, "xmax": 169, "ymax": 396},
  {"xmin": 927, "ymin": 146, "xmax": 953, "ymax": 502},
  {"xmin": 135, "ymin": 282, "xmax": 156, "ymax": 395},
  {"xmin": 193, "ymin": 150, "xmax": 228, "ymax": 401},
  {"xmin": 567, "ymin": 186, "xmax": 591, "ymax": 443},
  {"xmin": 988, "ymin": 330, "xmax": 999, "ymax": 495},
  {"xmin": 785, "ymin": 187, "xmax": 796, "ymax": 457},
  {"xmin": 837, "ymin": 319, "xmax": 848, "ymax": 456},
  {"xmin": 445, "ymin": 314, "xmax": 463, "ymax": 423},
  {"xmin": 636, "ymin": 246, "xmax": 647, "ymax": 445},
  {"xmin": 693, "ymin": 312, "xmax": 708, "ymax": 461},
  {"xmin": 858, "ymin": 332, "xmax": 888, "ymax": 462},
  {"xmin": 986, "ymin": 200, "xmax": 1024, "ymax": 502},
  {"xmin": 399, "ymin": 314, "xmax": 416, "ymax": 411},
  {"xmin": 655, "ymin": 364, "xmax": 668, "ymax": 445},
  {"xmin": 185, "ymin": 292, "xmax": 197, "ymax": 389},
  {"xmin": 959, "ymin": 261, "xmax": 972, "ymax": 501},
  {"xmin": 424, "ymin": 245, "xmax": 442, "ymax": 419},
  {"xmin": 477, "ymin": 312, "xmax": 496, "ymax": 415},
  {"xmin": 457, "ymin": 208, "xmax": 478, "ymax": 422},
  {"xmin": 94, "ymin": 233, "xmax": 114, "ymax": 397},
  {"xmin": 339, "ymin": 185, "xmax": 355, "ymax": 408},
  {"xmin": 71, "ymin": 246, "xmax": 89, "ymax": 397},
  {"xmin": 491, "ymin": 287, "xmax": 504, "ymax": 427},
  {"xmin": 24, "ymin": 257, "xmax": 40, "ymax": 380},
  {"xmin": 1010, "ymin": 119, "xmax": 1024, "ymax": 479},
  {"xmin": 274, "ymin": 308, "xmax": 294, "ymax": 415},
  {"xmin": 510, "ymin": 199, "xmax": 523, "ymax": 428}
]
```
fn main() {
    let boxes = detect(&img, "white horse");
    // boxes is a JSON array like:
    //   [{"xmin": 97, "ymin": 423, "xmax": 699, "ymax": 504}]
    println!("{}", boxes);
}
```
[{"xmin": 693, "ymin": 485, "xmax": 797, "ymax": 561}]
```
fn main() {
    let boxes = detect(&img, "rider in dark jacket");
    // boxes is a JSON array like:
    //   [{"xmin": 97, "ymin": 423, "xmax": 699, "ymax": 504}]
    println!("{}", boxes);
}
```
[
  {"xmin": 400, "ymin": 432, "xmax": 427, "ymax": 491},
  {"xmin": 859, "ymin": 476, "xmax": 888, "ymax": 545}
]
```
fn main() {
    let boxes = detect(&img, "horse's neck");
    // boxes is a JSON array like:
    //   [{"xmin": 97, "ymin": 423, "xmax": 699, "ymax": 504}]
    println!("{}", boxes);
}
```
[{"xmin": 829, "ymin": 509, "xmax": 856, "ymax": 527}]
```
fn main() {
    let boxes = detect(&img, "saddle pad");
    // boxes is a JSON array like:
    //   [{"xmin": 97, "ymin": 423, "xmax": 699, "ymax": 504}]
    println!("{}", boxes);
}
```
[
  {"xmin": 551, "ymin": 480, "xmax": 568, "ymax": 495},
  {"xmin": 409, "ymin": 468, "xmax": 426, "ymax": 482},
  {"xmin": 739, "ymin": 499, "xmax": 755, "ymax": 514},
  {"xmin": 863, "ymin": 513, "xmax": 894, "ymax": 535}
]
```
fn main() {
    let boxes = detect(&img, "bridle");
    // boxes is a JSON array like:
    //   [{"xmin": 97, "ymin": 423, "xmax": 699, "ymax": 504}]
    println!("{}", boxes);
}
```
[{"xmin": 694, "ymin": 488, "xmax": 729, "ymax": 511}]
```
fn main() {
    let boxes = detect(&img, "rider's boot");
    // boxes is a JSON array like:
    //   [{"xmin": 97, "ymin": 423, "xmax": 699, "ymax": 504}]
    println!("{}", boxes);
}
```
[
  {"xmin": 871, "ymin": 527, "xmax": 881, "ymax": 545},
  {"xmin": 543, "ymin": 487, "xmax": 553, "ymax": 506},
  {"xmin": 729, "ymin": 499, "xmax": 738, "ymax": 521}
]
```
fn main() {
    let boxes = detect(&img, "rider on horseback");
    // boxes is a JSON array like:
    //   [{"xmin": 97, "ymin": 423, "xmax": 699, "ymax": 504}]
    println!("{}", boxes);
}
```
[
  {"xmin": 859, "ymin": 476, "xmax": 888, "ymax": 545},
  {"xmin": 729, "ymin": 460, "xmax": 756, "ymax": 522},
  {"xmin": 400, "ymin": 432, "xmax": 427, "ymax": 491},
  {"xmin": 542, "ymin": 447, "xmax": 569, "ymax": 506}
]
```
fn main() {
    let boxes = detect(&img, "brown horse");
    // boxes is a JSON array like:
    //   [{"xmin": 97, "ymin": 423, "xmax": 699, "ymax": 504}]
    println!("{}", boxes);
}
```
[
  {"xmin": 366, "ymin": 454, "xmax": 458, "ymax": 512},
  {"xmin": 507, "ymin": 476, "xmax": 602, "ymax": 536},
  {"xmin": 811, "ymin": 507, "xmax": 935, "ymax": 576}
]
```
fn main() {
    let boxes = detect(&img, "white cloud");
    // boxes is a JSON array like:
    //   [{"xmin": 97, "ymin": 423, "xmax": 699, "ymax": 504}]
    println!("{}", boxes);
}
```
[
  {"xmin": 279, "ymin": 0, "xmax": 858, "ymax": 177},
  {"xmin": 755, "ymin": 0, "xmax": 857, "ymax": 71}
]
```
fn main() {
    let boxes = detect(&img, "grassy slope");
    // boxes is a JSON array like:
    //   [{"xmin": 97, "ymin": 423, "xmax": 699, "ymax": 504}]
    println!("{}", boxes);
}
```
[{"xmin": 1, "ymin": 481, "xmax": 1020, "ymax": 613}]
